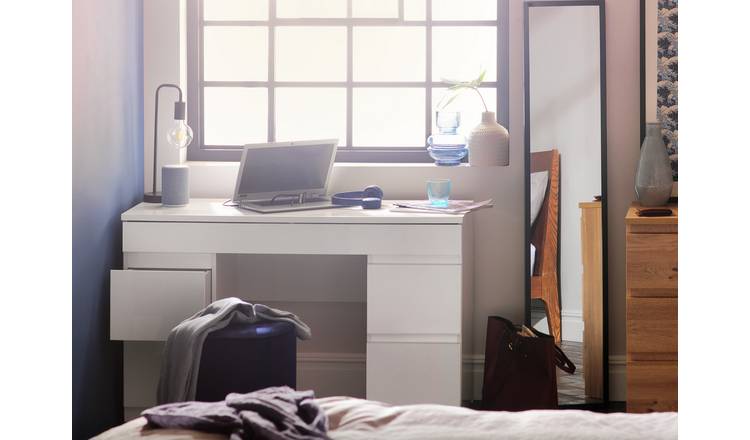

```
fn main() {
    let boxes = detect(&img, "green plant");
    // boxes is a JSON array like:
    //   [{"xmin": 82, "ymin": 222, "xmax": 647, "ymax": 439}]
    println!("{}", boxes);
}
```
[{"xmin": 437, "ymin": 69, "xmax": 488, "ymax": 112}]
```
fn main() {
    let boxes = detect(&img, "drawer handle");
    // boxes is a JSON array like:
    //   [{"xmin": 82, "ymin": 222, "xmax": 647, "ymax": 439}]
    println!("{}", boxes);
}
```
[{"xmin": 671, "ymin": 267, "xmax": 677, "ymax": 272}]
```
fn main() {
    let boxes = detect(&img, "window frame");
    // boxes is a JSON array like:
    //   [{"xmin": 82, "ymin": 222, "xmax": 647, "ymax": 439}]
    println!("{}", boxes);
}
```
[{"xmin": 186, "ymin": 0, "xmax": 509, "ymax": 162}]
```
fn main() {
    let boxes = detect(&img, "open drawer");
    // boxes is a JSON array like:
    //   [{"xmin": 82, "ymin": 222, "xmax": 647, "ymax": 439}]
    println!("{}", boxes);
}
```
[{"xmin": 110, "ymin": 269, "xmax": 211, "ymax": 341}]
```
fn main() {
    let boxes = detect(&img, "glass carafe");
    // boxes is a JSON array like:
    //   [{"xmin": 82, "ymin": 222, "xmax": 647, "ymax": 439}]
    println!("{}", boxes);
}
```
[{"xmin": 427, "ymin": 112, "xmax": 468, "ymax": 166}]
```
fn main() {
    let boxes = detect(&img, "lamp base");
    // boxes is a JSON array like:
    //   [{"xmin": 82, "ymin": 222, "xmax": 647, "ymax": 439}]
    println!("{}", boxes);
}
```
[{"xmin": 144, "ymin": 192, "xmax": 162, "ymax": 203}]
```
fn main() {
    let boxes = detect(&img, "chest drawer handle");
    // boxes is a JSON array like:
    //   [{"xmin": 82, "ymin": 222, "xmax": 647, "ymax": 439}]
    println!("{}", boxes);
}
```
[{"xmin": 671, "ymin": 267, "xmax": 678, "ymax": 272}]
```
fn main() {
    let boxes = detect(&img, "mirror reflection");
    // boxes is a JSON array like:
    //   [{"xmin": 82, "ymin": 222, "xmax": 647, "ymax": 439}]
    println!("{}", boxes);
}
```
[{"xmin": 525, "ymin": 1, "xmax": 606, "ymax": 406}]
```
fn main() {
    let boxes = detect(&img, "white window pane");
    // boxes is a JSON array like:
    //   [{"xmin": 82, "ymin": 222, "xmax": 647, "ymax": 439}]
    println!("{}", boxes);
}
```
[
  {"xmin": 432, "ymin": 26, "xmax": 496, "ymax": 82},
  {"xmin": 275, "ymin": 27, "xmax": 347, "ymax": 81},
  {"xmin": 432, "ymin": 87, "xmax": 497, "ymax": 138},
  {"xmin": 203, "ymin": 0, "xmax": 268, "ymax": 21},
  {"xmin": 404, "ymin": 0, "xmax": 426, "ymax": 21},
  {"xmin": 204, "ymin": 88, "xmax": 267, "ymax": 145},
  {"xmin": 276, "ymin": 0, "xmax": 346, "ymax": 18},
  {"xmin": 276, "ymin": 88, "xmax": 347, "ymax": 143},
  {"xmin": 433, "ymin": 0, "xmax": 496, "ymax": 21},
  {"xmin": 353, "ymin": 88, "xmax": 425, "ymax": 147},
  {"xmin": 352, "ymin": 0, "xmax": 398, "ymax": 18},
  {"xmin": 353, "ymin": 27, "xmax": 425, "ymax": 81},
  {"xmin": 204, "ymin": 27, "xmax": 268, "ymax": 81}
]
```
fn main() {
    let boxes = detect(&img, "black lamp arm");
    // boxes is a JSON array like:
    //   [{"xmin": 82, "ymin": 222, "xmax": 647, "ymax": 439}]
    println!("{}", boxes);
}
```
[{"xmin": 151, "ymin": 83, "xmax": 185, "ymax": 196}]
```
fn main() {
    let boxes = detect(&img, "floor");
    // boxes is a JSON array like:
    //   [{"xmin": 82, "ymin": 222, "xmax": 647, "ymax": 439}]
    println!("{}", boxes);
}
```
[
  {"xmin": 557, "ymin": 340, "xmax": 598, "ymax": 406},
  {"xmin": 530, "ymin": 303, "xmax": 602, "ymax": 406}
]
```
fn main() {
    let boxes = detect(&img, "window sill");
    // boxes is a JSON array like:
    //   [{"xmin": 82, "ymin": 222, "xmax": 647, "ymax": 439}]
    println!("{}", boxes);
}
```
[{"xmin": 185, "ymin": 161, "xmax": 500, "ymax": 169}]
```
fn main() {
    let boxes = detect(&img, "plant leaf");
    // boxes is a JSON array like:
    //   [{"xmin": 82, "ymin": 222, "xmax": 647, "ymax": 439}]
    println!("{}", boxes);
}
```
[
  {"xmin": 477, "ymin": 68, "xmax": 486, "ymax": 83},
  {"xmin": 440, "ymin": 76, "xmax": 463, "ymax": 85},
  {"xmin": 440, "ymin": 92, "xmax": 462, "ymax": 109},
  {"xmin": 438, "ymin": 88, "xmax": 469, "ymax": 110}
]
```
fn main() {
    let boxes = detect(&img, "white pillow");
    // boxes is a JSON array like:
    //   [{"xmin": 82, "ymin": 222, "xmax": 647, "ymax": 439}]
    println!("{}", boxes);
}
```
[{"xmin": 530, "ymin": 171, "xmax": 549, "ymax": 226}]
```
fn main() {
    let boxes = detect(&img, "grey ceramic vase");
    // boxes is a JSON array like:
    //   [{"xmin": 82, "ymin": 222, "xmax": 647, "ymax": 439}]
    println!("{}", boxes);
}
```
[{"xmin": 635, "ymin": 123, "xmax": 673, "ymax": 206}]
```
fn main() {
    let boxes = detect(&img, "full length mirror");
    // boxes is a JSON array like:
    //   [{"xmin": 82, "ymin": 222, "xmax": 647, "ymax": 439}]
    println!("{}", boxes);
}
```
[{"xmin": 524, "ymin": 0, "xmax": 608, "ymax": 407}]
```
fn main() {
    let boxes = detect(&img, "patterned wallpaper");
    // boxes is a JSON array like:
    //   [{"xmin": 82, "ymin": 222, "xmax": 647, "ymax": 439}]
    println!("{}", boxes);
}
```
[{"xmin": 657, "ymin": 0, "xmax": 678, "ymax": 180}]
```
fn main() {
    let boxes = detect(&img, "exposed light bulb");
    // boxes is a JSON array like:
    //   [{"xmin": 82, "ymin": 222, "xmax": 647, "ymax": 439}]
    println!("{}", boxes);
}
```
[{"xmin": 166, "ymin": 120, "xmax": 194, "ymax": 149}]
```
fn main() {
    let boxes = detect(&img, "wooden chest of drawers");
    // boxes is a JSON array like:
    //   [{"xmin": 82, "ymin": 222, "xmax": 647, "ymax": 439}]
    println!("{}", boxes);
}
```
[{"xmin": 625, "ymin": 203, "xmax": 677, "ymax": 413}]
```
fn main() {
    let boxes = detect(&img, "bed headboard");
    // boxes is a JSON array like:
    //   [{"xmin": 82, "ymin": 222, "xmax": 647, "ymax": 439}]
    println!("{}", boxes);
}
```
[{"xmin": 530, "ymin": 149, "xmax": 560, "ymax": 278}]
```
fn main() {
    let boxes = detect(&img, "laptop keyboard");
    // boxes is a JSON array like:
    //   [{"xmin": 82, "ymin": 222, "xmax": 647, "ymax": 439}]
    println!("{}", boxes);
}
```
[{"xmin": 250, "ymin": 196, "xmax": 329, "ymax": 207}]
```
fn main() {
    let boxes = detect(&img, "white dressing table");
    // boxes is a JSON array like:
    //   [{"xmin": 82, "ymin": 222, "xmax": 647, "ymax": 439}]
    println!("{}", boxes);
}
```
[{"xmin": 112, "ymin": 199, "xmax": 473, "ymax": 417}]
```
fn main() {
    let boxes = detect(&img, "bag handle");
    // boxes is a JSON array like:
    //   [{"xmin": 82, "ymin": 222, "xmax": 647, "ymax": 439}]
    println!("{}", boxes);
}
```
[{"xmin": 554, "ymin": 345, "xmax": 576, "ymax": 374}]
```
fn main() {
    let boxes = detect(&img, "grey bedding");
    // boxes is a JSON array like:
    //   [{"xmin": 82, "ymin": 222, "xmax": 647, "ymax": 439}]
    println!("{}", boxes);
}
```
[
  {"xmin": 143, "ymin": 387, "xmax": 328, "ymax": 440},
  {"xmin": 96, "ymin": 396, "xmax": 678, "ymax": 440}
]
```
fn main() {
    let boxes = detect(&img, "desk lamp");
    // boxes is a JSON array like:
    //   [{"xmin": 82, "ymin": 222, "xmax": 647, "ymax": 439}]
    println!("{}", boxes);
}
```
[{"xmin": 144, "ymin": 83, "xmax": 194, "ymax": 203}]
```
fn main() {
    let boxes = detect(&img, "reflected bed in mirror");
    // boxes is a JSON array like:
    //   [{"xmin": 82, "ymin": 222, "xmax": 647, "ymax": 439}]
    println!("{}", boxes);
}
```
[{"xmin": 524, "ymin": 0, "xmax": 608, "ymax": 408}]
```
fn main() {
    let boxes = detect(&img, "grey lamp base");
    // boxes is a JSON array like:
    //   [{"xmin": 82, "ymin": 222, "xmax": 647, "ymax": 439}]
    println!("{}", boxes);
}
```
[{"xmin": 144, "ymin": 192, "xmax": 162, "ymax": 203}]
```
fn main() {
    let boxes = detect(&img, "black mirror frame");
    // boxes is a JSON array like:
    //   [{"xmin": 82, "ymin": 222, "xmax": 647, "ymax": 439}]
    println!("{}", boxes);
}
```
[{"xmin": 522, "ymin": 0, "xmax": 610, "ymax": 409}]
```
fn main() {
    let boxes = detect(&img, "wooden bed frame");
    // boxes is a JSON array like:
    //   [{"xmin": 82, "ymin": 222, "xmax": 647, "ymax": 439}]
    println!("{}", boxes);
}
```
[{"xmin": 530, "ymin": 149, "xmax": 561, "ymax": 344}]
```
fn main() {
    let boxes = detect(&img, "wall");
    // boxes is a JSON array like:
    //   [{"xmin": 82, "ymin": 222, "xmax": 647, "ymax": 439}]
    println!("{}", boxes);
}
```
[
  {"xmin": 72, "ymin": 0, "xmax": 144, "ymax": 438},
  {"xmin": 528, "ymin": 5, "xmax": 602, "ymax": 342},
  {"xmin": 602, "ymin": 0, "xmax": 641, "ymax": 398},
  {"xmin": 142, "ymin": 0, "xmax": 640, "ymax": 400}
]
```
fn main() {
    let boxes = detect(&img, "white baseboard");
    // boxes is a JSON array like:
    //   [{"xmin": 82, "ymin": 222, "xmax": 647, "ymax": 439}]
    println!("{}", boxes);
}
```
[
  {"xmin": 297, "ymin": 352, "xmax": 366, "ymax": 399},
  {"xmin": 561, "ymin": 310, "xmax": 584, "ymax": 343},
  {"xmin": 122, "ymin": 350, "xmax": 625, "ymax": 411},
  {"xmin": 297, "ymin": 352, "xmax": 627, "ymax": 403}
]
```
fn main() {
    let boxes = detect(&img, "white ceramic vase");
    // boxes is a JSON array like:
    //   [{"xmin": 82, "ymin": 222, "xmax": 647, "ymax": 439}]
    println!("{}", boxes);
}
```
[{"xmin": 467, "ymin": 111, "xmax": 510, "ymax": 166}]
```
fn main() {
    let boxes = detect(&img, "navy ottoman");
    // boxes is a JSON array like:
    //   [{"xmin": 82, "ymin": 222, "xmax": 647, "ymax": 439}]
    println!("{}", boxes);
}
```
[{"xmin": 195, "ymin": 320, "xmax": 296, "ymax": 402}]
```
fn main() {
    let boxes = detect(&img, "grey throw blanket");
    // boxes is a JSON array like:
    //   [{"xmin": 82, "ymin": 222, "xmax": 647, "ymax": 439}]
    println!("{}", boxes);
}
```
[
  {"xmin": 157, "ymin": 297, "xmax": 311, "ymax": 404},
  {"xmin": 143, "ymin": 386, "xmax": 329, "ymax": 440}
]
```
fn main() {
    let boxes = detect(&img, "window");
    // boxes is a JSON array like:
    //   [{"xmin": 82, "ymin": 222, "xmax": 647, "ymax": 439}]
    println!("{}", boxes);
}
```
[{"xmin": 187, "ymin": 0, "xmax": 508, "ymax": 162}]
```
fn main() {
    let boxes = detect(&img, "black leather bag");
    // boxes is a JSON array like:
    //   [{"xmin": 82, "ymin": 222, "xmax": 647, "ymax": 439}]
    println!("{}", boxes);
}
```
[{"xmin": 481, "ymin": 316, "xmax": 576, "ymax": 411}]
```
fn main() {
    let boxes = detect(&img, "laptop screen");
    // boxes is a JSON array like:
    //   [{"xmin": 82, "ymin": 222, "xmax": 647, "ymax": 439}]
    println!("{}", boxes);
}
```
[{"xmin": 235, "ymin": 142, "xmax": 336, "ymax": 199}]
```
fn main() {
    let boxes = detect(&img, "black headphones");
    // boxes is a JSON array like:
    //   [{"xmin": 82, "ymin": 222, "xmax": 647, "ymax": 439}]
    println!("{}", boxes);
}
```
[{"xmin": 332, "ymin": 185, "xmax": 384, "ymax": 209}]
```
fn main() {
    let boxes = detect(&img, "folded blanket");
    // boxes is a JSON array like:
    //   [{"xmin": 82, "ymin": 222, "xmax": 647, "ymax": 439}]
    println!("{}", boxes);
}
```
[
  {"xmin": 158, "ymin": 297, "xmax": 311, "ymax": 404},
  {"xmin": 143, "ymin": 387, "xmax": 329, "ymax": 440}
]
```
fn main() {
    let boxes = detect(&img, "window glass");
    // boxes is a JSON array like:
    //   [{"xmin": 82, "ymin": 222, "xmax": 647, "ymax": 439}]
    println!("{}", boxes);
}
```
[
  {"xmin": 404, "ymin": 0, "xmax": 427, "ymax": 21},
  {"xmin": 432, "ymin": 26, "xmax": 497, "ymax": 81},
  {"xmin": 276, "ymin": 88, "xmax": 347, "ymax": 143},
  {"xmin": 352, "ymin": 0, "xmax": 399, "ymax": 18},
  {"xmin": 353, "ymin": 88, "xmax": 425, "ymax": 147},
  {"xmin": 204, "ymin": 27, "xmax": 268, "ymax": 81},
  {"xmin": 353, "ymin": 27, "xmax": 426, "ymax": 82},
  {"xmin": 432, "ymin": 0, "xmax": 496, "ymax": 21},
  {"xmin": 203, "ymin": 0, "xmax": 268, "ymax": 21},
  {"xmin": 204, "ymin": 87, "xmax": 268, "ymax": 145},
  {"xmin": 275, "ymin": 27, "xmax": 347, "ymax": 81},
  {"xmin": 276, "ymin": 0, "xmax": 347, "ymax": 18}
]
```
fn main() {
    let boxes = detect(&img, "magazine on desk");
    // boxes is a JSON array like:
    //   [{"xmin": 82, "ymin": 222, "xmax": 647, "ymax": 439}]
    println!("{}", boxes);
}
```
[{"xmin": 390, "ymin": 199, "xmax": 493, "ymax": 214}]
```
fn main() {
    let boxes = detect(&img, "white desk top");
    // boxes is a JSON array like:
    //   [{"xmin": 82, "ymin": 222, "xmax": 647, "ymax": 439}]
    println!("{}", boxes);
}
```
[{"xmin": 122, "ymin": 199, "xmax": 466, "ymax": 224}]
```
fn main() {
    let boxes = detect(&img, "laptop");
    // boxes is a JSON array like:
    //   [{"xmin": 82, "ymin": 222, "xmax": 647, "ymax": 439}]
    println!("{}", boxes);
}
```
[{"xmin": 232, "ymin": 139, "xmax": 344, "ymax": 213}]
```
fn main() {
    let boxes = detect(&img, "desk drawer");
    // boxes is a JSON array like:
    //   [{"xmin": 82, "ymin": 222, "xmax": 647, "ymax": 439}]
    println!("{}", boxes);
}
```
[
  {"xmin": 367, "ymin": 264, "xmax": 462, "ymax": 335},
  {"xmin": 627, "ymin": 361, "xmax": 677, "ymax": 413},
  {"xmin": 627, "ymin": 297, "xmax": 677, "ymax": 361},
  {"xmin": 110, "ymin": 270, "xmax": 210, "ymax": 341},
  {"xmin": 367, "ymin": 342, "xmax": 460, "ymax": 405},
  {"xmin": 626, "ymin": 233, "xmax": 678, "ymax": 291}
]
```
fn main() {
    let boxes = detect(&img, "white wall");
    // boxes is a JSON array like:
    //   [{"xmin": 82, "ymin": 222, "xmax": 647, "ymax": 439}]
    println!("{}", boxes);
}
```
[
  {"xmin": 143, "ymin": 0, "xmax": 639, "ymax": 400},
  {"xmin": 528, "ymin": 5, "xmax": 602, "ymax": 342},
  {"xmin": 143, "ymin": 0, "xmax": 186, "ymax": 195}
]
